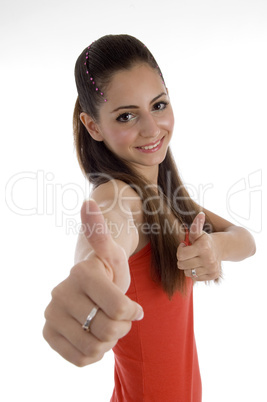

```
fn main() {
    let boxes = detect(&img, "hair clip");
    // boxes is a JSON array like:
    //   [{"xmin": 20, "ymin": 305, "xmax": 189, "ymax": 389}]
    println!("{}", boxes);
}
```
[{"xmin": 84, "ymin": 43, "xmax": 107, "ymax": 102}]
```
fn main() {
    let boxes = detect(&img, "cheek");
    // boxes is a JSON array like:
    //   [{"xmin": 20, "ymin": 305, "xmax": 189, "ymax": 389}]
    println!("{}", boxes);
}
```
[
  {"xmin": 104, "ymin": 127, "xmax": 135, "ymax": 148},
  {"xmin": 161, "ymin": 109, "xmax": 175, "ymax": 132}
]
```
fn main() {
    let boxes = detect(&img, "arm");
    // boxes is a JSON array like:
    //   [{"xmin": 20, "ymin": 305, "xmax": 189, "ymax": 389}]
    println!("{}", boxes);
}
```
[
  {"xmin": 203, "ymin": 207, "xmax": 256, "ymax": 262},
  {"xmin": 177, "ymin": 208, "xmax": 256, "ymax": 282},
  {"xmin": 43, "ymin": 181, "xmax": 143, "ymax": 366}
]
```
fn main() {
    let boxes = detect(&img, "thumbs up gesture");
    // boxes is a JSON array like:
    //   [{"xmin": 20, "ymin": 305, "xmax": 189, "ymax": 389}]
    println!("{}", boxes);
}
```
[
  {"xmin": 80, "ymin": 199, "xmax": 132, "ymax": 293},
  {"xmin": 177, "ymin": 212, "xmax": 221, "ymax": 281},
  {"xmin": 43, "ymin": 199, "xmax": 143, "ymax": 367}
]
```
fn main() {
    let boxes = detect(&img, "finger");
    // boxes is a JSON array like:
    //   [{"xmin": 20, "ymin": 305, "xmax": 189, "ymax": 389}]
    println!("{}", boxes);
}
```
[
  {"xmin": 189, "ymin": 212, "xmax": 206, "ymax": 244},
  {"xmin": 191, "ymin": 273, "xmax": 219, "ymax": 282},
  {"xmin": 43, "ymin": 323, "xmax": 106, "ymax": 367},
  {"xmin": 184, "ymin": 268, "xmax": 221, "ymax": 281},
  {"xmin": 183, "ymin": 267, "xmax": 206, "ymax": 278},
  {"xmin": 177, "ymin": 256, "xmax": 201, "ymax": 271},
  {"xmin": 81, "ymin": 199, "xmax": 130, "ymax": 291},
  {"xmin": 64, "ymin": 292, "xmax": 132, "ymax": 342},
  {"xmin": 86, "ymin": 309, "xmax": 132, "ymax": 342},
  {"xmin": 72, "ymin": 260, "xmax": 144, "ymax": 322},
  {"xmin": 177, "ymin": 242, "xmax": 199, "ymax": 261},
  {"xmin": 48, "ymin": 310, "xmax": 117, "ymax": 356},
  {"xmin": 81, "ymin": 199, "xmax": 114, "ymax": 257}
]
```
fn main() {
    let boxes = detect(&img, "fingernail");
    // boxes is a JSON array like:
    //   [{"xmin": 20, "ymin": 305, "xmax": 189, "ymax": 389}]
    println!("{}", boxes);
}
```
[
  {"xmin": 180, "ymin": 242, "xmax": 187, "ymax": 247},
  {"xmin": 134, "ymin": 307, "xmax": 144, "ymax": 321}
]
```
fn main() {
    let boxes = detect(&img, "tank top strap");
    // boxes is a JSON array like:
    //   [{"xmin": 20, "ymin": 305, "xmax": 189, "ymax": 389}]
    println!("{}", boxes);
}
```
[{"xmin": 181, "ymin": 225, "xmax": 191, "ymax": 246}]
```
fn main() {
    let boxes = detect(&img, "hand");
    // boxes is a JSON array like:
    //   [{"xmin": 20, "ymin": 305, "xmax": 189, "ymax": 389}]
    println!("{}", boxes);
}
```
[
  {"xmin": 43, "ymin": 199, "xmax": 144, "ymax": 366},
  {"xmin": 177, "ymin": 212, "xmax": 221, "ymax": 281}
]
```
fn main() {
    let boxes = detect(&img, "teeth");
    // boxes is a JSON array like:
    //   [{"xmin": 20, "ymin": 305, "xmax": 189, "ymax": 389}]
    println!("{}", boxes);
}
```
[{"xmin": 140, "ymin": 140, "xmax": 161, "ymax": 150}]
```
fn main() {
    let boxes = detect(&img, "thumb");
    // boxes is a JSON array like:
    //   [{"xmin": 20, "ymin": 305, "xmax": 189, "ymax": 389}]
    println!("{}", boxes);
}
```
[
  {"xmin": 80, "ymin": 199, "xmax": 113, "ymax": 257},
  {"xmin": 81, "ymin": 199, "xmax": 131, "ymax": 292},
  {"xmin": 189, "ymin": 212, "xmax": 205, "ymax": 244}
]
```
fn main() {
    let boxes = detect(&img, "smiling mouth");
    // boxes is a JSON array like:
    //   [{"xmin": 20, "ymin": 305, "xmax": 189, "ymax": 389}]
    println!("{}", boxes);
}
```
[{"xmin": 136, "ymin": 138, "xmax": 163, "ymax": 150}]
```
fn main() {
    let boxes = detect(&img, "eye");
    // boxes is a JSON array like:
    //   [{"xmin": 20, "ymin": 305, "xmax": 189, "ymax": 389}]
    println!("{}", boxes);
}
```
[
  {"xmin": 153, "ymin": 101, "xmax": 168, "ymax": 111},
  {"xmin": 116, "ymin": 112, "xmax": 135, "ymax": 123}
]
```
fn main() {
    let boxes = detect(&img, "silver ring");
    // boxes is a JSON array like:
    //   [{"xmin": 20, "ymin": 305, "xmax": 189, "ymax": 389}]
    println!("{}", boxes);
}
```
[
  {"xmin": 191, "ymin": 269, "xmax": 198, "ymax": 278},
  {"xmin": 82, "ymin": 306, "xmax": 99, "ymax": 332}
]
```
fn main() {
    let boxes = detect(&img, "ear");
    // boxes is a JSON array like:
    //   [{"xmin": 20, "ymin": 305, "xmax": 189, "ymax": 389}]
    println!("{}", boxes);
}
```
[{"xmin": 80, "ymin": 112, "xmax": 104, "ymax": 142}]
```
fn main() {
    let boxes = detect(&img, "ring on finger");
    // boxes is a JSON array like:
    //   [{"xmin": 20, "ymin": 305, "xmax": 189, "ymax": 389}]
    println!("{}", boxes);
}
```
[
  {"xmin": 82, "ymin": 305, "xmax": 99, "ymax": 332},
  {"xmin": 191, "ymin": 269, "xmax": 198, "ymax": 278}
]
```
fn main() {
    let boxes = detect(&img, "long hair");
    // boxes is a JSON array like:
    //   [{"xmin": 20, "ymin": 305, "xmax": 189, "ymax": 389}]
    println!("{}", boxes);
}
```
[{"xmin": 73, "ymin": 34, "xmax": 212, "ymax": 297}]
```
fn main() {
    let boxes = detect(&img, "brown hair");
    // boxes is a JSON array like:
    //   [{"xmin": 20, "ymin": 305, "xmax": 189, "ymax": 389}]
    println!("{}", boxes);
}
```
[{"xmin": 73, "ymin": 34, "xmax": 213, "ymax": 297}]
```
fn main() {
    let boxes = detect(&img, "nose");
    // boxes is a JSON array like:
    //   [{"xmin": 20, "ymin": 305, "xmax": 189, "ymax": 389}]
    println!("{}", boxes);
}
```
[{"xmin": 139, "ymin": 113, "xmax": 161, "ymax": 138}]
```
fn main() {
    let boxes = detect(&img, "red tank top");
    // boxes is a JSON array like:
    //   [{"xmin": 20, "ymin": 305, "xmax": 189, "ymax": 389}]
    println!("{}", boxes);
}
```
[{"xmin": 111, "ymin": 235, "xmax": 202, "ymax": 401}]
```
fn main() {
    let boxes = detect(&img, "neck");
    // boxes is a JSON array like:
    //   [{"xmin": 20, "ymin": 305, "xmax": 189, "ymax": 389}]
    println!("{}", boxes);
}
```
[{"xmin": 130, "ymin": 163, "xmax": 159, "ymax": 185}]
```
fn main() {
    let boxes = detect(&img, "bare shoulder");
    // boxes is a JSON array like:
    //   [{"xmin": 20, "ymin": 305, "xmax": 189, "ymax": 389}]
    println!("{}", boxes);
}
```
[{"xmin": 91, "ymin": 179, "xmax": 142, "ymax": 218}]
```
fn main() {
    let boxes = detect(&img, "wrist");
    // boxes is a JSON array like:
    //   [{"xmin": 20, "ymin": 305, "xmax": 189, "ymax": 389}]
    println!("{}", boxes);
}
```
[{"xmin": 209, "ymin": 231, "xmax": 230, "ymax": 262}]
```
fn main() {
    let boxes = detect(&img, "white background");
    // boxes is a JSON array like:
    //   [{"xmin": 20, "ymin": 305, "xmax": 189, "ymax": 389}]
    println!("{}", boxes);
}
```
[{"xmin": 1, "ymin": 0, "xmax": 266, "ymax": 401}]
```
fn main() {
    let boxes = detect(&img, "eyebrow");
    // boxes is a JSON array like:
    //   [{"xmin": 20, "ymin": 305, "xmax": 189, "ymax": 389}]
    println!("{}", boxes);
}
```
[{"xmin": 111, "ymin": 92, "xmax": 167, "ymax": 113}]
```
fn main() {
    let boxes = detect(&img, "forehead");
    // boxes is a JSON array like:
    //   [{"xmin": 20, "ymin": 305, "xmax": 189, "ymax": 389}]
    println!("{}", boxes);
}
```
[{"xmin": 106, "ymin": 63, "xmax": 165, "ymax": 103}]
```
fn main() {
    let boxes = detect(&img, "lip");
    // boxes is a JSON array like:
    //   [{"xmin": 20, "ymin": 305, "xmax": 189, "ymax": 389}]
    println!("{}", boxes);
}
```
[
  {"xmin": 136, "ymin": 137, "xmax": 163, "ymax": 148},
  {"xmin": 135, "ymin": 136, "xmax": 164, "ymax": 153}
]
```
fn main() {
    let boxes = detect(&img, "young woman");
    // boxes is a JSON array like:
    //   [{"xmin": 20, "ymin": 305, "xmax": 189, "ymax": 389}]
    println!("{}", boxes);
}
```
[{"xmin": 43, "ymin": 34, "xmax": 256, "ymax": 401}]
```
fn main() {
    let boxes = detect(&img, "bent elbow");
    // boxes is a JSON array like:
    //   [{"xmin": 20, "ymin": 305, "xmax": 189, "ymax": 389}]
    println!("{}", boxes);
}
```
[
  {"xmin": 250, "ymin": 240, "xmax": 257, "ymax": 257},
  {"xmin": 247, "ymin": 231, "xmax": 256, "ymax": 258}
]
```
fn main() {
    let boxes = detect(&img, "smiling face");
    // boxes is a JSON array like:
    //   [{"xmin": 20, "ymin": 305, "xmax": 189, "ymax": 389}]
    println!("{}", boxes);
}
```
[{"xmin": 81, "ymin": 63, "xmax": 175, "ymax": 182}]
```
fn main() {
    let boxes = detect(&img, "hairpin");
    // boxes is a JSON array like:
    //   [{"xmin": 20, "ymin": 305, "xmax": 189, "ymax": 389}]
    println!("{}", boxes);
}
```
[{"xmin": 84, "ymin": 43, "xmax": 107, "ymax": 102}]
